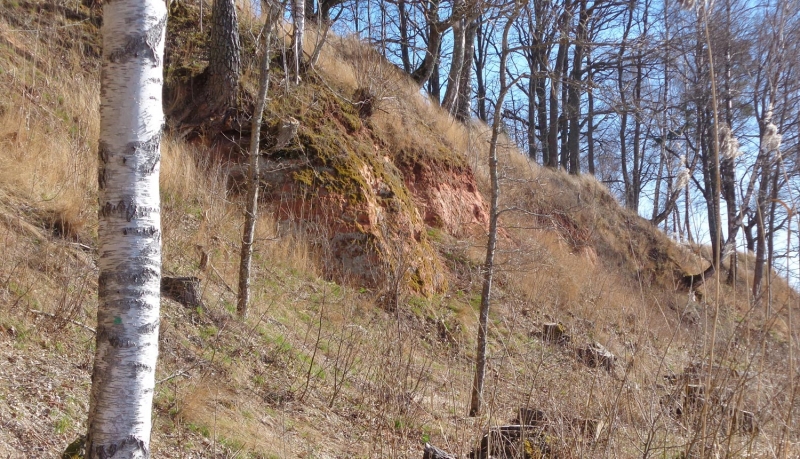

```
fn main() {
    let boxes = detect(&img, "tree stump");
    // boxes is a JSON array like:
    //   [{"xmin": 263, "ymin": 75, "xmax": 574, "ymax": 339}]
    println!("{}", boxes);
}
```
[
  {"xmin": 468, "ymin": 425, "xmax": 549, "ymax": 459},
  {"xmin": 577, "ymin": 342, "xmax": 616, "ymax": 371},
  {"xmin": 732, "ymin": 409, "xmax": 758, "ymax": 434},
  {"xmin": 542, "ymin": 322, "xmax": 570, "ymax": 344},
  {"xmin": 514, "ymin": 407, "xmax": 547, "ymax": 426},
  {"xmin": 685, "ymin": 383, "xmax": 705, "ymax": 408},
  {"xmin": 161, "ymin": 276, "xmax": 204, "ymax": 309},
  {"xmin": 423, "ymin": 443, "xmax": 456, "ymax": 459},
  {"xmin": 570, "ymin": 417, "xmax": 605, "ymax": 441}
]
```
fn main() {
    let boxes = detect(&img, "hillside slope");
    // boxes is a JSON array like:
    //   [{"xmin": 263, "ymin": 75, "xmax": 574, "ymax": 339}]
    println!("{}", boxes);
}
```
[{"xmin": 0, "ymin": 2, "xmax": 798, "ymax": 458}]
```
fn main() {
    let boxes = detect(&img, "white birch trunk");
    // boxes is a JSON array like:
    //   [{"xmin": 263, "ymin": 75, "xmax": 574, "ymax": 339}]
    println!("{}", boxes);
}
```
[
  {"xmin": 293, "ymin": 0, "xmax": 305, "ymax": 84},
  {"xmin": 86, "ymin": 1, "xmax": 166, "ymax": 457}
]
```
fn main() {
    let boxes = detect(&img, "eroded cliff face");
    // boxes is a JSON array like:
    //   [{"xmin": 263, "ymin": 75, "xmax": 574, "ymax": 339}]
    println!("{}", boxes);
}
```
[
  {"xmin": 161, "ymin": 3, "xmax": 489, "ymax": 296},
  {"xmin": 224, "ymin": 75, "xmax": 488, "ymax": 296},
  {"xmin": 402, "ymin": 159, "xmax": 489, "ymax": 238}
]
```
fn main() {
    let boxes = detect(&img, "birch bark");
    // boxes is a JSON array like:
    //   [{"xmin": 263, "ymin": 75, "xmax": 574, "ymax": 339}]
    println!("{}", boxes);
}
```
[
  {"xmin": 293, "ymin": 0, "xmax": 306, "ymax": 84},
  {"xmin": 86, "ymin": 1, "xmax": 166, "ymax": 457}
]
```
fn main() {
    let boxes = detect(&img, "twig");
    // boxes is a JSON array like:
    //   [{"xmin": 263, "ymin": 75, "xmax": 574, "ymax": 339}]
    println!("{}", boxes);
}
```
[
  {"xmin": 28, "ymin": 309, "xmax": 96, "ymax": 334},
  {"xmin": 209, "ymin": 263, "xmax": 235, "ymax": 293},
  {"xmin": 156, "ymin": 370, "xmax": 190, "ymax": 385}
]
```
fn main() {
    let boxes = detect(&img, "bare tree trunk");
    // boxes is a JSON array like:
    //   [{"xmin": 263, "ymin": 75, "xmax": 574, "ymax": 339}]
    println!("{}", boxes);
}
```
[
  {"xmin": 754, "ymin": 212, "xmax": 766, "ymax": 295},
  {"xmin": 469, "ymin": 2, "xmax": 522, "ymax": 417},
  {"xmin": 766, "ymin": 169, "xmax": 779, "ymax": 288},
  {"xmin": 441, "ymin": 0, "xmax": 466, "ymax": 113},
  {"xmin": 293, "ymin": 0, "xmax": 306, "ymax": 84},
  {"xmin": 527, "ymin": 71, "xmax": 538, "ymax": 161},
  {"xmin": 586, "ymin": 63, "xmax": 595, "ymax": 174},
  {"xmin": 238, "ymin": 6, "xmax": 277, "ymax": 318},
  {"xmin": 411, "ymin": 0, "xmax": 450, "ymax": 88},
  {"xmin": 305, "ymin": 0, "xmax": 316, "ymax": 19},
  {"xmin": 170, "ymin": 0, "xmax": 240, "ymax": 127},
  {"xmin": 87, "ymin": 1, "xmax": 166, "ymax": 456},
  {"xmin": 631, "ymin": 51, "xmax": 644, "ymax": 210},
  {"xmin": 208, "ymin": 0, "xmax": 241, "ymax": 109},
  {"xmin": 474, "ymin": 15, "xmax": 489, "ymax": 122},
  {"xmin": 618, "ymin": 1, "xmax": 635, "ymax": 209},
  {"xmin": 398, "ymin": 0, "xmax": 411, "ymax": 73},
  {"xmin": 548, "ymin": 36, "xmax": 567, "ymax": 169},
  {"xmin": 454, "ymin": 18, "xmax": 478, "ymax": 121},
  {"xmin": 652, "ymin": 8, "xmax": 671, "ymax": 222},
  {"xmin": 319, "ymin": 0, "xmax": 346, "ymax": 21},
  {"xmin": 567, "ymin": 0, "xmax": 588, "ymax": 175},
  {"xmin": 652, "ymin": 175, "xmax": 684, "ymax": 227},
  {"xmin": 559, "ymin": 58, "xmax": 569, "ymax": 170},
  {"xmin": 685, "ymin": 180, "xmax": 694, "ymax": 243},
  {"xmin": 721, "ymin": 0, "xmax": 738, "ymax": 284},
  {"xmin": 652, "ymin": 151, "xmax": 665, "ymax": 221},
  {"xmin": 625, "ymin": 0, "xmax": 650, "ymax": 212},
  {"xmin": 753, "ymin": 163, "xmax": 774, "ymax": 303},
  {"xmin": 699, "ymin": 108, "xmax": 723, "ymax": 269},
  {"xmin": 429, "ymin": 56, "xmax": 442, "ymax": 103},
  {"xmin": 629, "ymin": 0, "xmax": 651, "ymax": 208},
  {"xmin": 536, "ymin": 58, "xmax": 549, "ymax": 165},
  {"xmin": 527, "ymin": 2, "xmax": 550, "ymax": 166}
]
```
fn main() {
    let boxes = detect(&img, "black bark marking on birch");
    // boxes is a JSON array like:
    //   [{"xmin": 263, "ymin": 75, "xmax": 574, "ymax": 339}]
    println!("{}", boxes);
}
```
[
  {"xmin": 106, "ymin": 298, "xmax": 153, "ymax": 312},
  {"xmin": 99, "ymin": 267, "xmax": 160, "ymax": 292},
  {"xmin": 122, "ymin": 226, "xmax": 159, "ymax": 237},
  {"xmin": 107, "ymin": 15, "xmax": 165, "ymax": 67},
  {"xmin": 98, "ymin": 166, "xmax": 107, "ymax": 190},
  {"xmin": 99, "ymin": 200, "xmax": 159, "ymax": 221},
  {"xmin": 97, "ymin": 326, "xmax": 136, "ymax": 348},
  {"xmin": 99, "ymin": 200, "xmax": 132, "ymax": 218},
  {"xmin": 107, "ymin": 335, "xmax": 135, "ymax": 349},
  {"xmin": 99, "ymin": 68, "xmax": 108, "ymax": 99},
  {"xmin": 131, "ymin": 205, "xmax": 159, "ymax": 221},
  {"xmin": 98, "ymin": 142, "xmax": 111, "ymax": 190},
  {"xmin": 131, "ymin": 362, "xmax": 153, "ymax": 374},
  {"xmin": 97, "ymin": 272, "xmax": 107, "ymax": 297},
  {"xmin": 124, "ymin": 133, "xmax": 162, "ymax": 174},
  {"xmin": 144, "ymin": 15, "xmax": 166, "ymax": 67},
  {"xmin": 92, "ymin": 435, "xmax": 149, "ymax": 459},
  {"xmin": 136, "ymin": 239, "xmax": 162, "ymax": 258},
  {"xmin": 137, "ymin": 319, "xmax": 159, "ymax": 334}
]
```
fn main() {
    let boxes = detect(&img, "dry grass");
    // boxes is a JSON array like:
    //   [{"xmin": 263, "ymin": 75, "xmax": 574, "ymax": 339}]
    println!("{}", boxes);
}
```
[
  {"xmin": 0, "ymin": 60, "xmax": 98, "ymax": 243},
  {"xmin": 308, "ymin": 29, "xmax": 475, "ymax": 165}
]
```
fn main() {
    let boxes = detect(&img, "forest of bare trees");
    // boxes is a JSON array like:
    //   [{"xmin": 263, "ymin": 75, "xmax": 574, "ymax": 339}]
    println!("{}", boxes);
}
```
[{"xmin": 304, "ymin": 0, "xmax": 799, "ymax": 298}]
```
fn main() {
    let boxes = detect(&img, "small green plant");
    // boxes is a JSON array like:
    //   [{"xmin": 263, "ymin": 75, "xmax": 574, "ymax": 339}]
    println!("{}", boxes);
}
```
[
  {"xmin": 393, "ymin": 418, "xmax": 406, "ymax": 430},
  {"xmin": 199, "ymin": 325, "xmax": 218, "ymax": 341},
  {"xmin": 54, "ymin": 415, "xmax": 72, "ymax": 434},
  {"xmin": 187, "ymin": 422, "xmax": 210, "ymax": 437},
  {"xmin": 272, "ymin": 333, "xmax": 292, "ymax": 354},
  {"xmin": 426, "ymin": 227, "xmax": 444, "ymax": 242}
]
